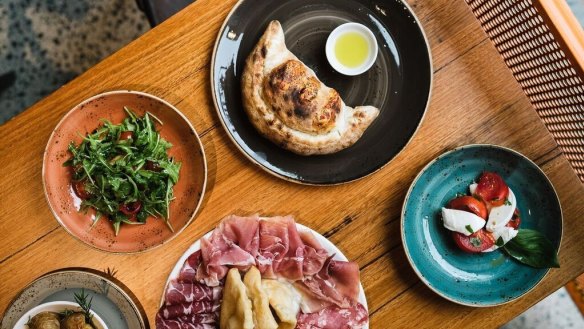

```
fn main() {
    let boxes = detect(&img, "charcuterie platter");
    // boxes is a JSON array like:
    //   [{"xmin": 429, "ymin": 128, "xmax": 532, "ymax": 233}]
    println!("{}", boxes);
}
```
[{"xmin": 156, "ymin": 215, "xmax": 368, "ymax": 328}]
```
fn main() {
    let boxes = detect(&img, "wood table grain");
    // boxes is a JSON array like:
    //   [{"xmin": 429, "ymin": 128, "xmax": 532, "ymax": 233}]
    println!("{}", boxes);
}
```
[{"xmin": 1, "ymin": 0, "xmax": 583, "ymax": 328}]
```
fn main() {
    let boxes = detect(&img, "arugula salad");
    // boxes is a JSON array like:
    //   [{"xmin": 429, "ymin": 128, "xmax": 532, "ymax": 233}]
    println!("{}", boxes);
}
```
[{"xmin": 64, "ymin": 107, "xmax": 181, "ymax": 235}]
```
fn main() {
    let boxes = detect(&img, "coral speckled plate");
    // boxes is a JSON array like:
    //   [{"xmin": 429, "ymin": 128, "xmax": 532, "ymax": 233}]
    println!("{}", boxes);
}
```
[{"xmin": 42, "ymin": 91, "xmax": 207, "ymax": 253}]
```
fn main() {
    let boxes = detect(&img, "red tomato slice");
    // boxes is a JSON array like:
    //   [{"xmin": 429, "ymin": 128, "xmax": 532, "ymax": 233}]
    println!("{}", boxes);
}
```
[
  {"xmin": 119, "ymin": 131, "xmax": 133, "ymax": 140},
  {"xmin": 474, "ymin": 172, "xmax": 509, "ymax": 206},
  {"xmin": 119, "ymin": 201, "xmax": 142, "ymax": 216},
  {"xmin": 506, "ymin": 208, "xmax": 521, "ymax": 229},
  {"xmin": 145, "ymin": 160, "xmax": 162, "ymax": 172},
  {"xmin": 452, "ymin": 229, "xmax": 495, "ymax": 253},
  {"xmin": 72, "ymin": 180, "xmax": 91, "ymax": 200},
  {"xmin": 448, "ymin": 196, "xmax": 488, "ymax": 220}
]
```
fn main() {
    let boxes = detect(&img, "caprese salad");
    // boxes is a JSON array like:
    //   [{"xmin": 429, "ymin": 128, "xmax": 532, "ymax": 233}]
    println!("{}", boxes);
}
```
[{"xmin": 440, "ymin": 172, "xmax": 559, "ymax": 269}]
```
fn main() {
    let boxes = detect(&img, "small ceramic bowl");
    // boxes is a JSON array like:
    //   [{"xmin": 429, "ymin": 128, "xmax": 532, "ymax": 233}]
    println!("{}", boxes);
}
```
[
  {"xmin": 42, "ymin": 90, "xmax": 207, "ymax": 253},
  {"xmin": 13, "ymin": 301, "xmax": 108, "ymax": 329},
  {"xmin": 1, "ymin": 268, "xmax": 146, "ymax": 329},
  {"xmin": 401, "ymin": 144, "xmax": 562, "ymax": 306},
  {"xmin": 325, "ymin": 22, "xmax": 378, "ymax": 76}
]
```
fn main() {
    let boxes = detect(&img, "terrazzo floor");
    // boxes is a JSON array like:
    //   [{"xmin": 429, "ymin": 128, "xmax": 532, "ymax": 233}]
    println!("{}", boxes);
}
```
[
  {"xmin": 0, "ymin": 0, "xmax": 148, "ymax": 123},
  {"xmin": 1, "ymin": 1, "xmax": 584, "ymax": 328}
]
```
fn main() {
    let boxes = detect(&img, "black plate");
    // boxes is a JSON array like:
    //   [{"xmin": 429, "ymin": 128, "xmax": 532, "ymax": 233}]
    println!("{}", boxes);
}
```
[{"xmin": 211, "ymin": 0, "xmax": 432, "ymax": 185}]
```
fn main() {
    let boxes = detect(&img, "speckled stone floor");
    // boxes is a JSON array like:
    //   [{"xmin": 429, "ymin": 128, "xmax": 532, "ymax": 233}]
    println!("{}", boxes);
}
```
[
  {"xmin": 503, "ymin": 287, "xmax": 584, "ymax": 329},
  {"xmin": 0, "ymin": 0, "xmax": 149, "ymax": 123},
  {"xmin": 0, "ymin": 0, "xmax": 584, "ymax": 328}
]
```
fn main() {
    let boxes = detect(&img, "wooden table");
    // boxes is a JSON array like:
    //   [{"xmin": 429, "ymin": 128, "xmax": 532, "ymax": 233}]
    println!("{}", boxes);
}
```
[{"xmin": 1, "ymin": 0, "xmax": 583, "ymax": 327}]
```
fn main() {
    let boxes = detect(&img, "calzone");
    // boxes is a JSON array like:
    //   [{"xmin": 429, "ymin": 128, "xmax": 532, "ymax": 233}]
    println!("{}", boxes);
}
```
[{"xmin": 241, "ymin": 20, "xmax": 380, "ymax": 155}]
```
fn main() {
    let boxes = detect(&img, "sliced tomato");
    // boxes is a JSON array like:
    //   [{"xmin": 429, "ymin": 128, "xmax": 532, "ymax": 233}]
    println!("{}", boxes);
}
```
[
  {"xmin": 448, "ymin": 196, "xmax": 488, "ymax": 220},
  {"xmin": 119, "ymin": 131, "xmax": 133, "ymax": 140},
  {"xmin": 506, "ymin": 208, "xmax": 521, "ymax": 229},
  {"xmin": 452, "ymin": 229, "xmax": 495, "ymax": 253},
  {"xmin": 72, "ymin": 180, "xmax": 92, "ymax": 199},
  {"xmin": 474, "ymin": 172, "xmax": 509, "ymax": 206},
  {"xmin": 145, "ymin": 160, "xmax": 162, "ymax": 172},
  {"xmin": 119, "ymin": 201, "xmax": 142, "ymax": 216}
]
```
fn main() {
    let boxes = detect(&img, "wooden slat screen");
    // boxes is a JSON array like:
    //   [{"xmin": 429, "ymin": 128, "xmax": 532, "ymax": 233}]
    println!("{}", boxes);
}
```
[{"xmin": 466, "ymin": 0, "xmax": 584, "ymax": 182}]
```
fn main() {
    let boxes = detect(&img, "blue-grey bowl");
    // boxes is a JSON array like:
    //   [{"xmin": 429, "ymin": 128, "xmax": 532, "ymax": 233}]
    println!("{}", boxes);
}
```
[{"xmin": 401, "ymin": 144, "xmax": 562, "ymax": 306}]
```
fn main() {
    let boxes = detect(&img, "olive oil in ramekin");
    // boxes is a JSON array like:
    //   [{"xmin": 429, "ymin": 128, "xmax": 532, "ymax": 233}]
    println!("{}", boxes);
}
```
[
  {"xmin": 325, "ymin": 22, "xmax": 378, "ymax": 75},
  {"xmin": 334, "ymin": 32, "xmax": 370, "ymax": 68}
]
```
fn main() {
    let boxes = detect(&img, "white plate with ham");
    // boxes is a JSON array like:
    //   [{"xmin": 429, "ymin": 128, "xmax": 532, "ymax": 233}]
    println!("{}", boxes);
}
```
[{"xmin": 156, "ymin": 215, "xmax": 369, "ymax": 329}]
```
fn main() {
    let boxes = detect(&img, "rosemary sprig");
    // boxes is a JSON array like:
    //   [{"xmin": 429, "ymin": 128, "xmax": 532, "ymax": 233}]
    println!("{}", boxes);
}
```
[{"xmin": 74, "ymin": 289, "xmax": 94, "ymax": 326}]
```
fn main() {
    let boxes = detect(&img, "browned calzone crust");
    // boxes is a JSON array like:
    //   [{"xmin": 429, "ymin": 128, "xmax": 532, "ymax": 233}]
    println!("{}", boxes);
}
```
[{"xmin": 241, "ymin": 20, "xmax": 380, "ymax": 155}]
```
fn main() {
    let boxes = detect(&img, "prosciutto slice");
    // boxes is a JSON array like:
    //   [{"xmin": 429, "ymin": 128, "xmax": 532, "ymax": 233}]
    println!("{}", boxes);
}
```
[
  {"xmin": 176, "ymin": 314, "xmax": 218, "ymax": 324},
  {"xmin": 297, "ymin": 256, "xmax": 360, "ymax": 310},
  {"xmin": 276, "ymin": 216, "xmax": 308, "ymax": 281},
  {"xmin": 257, "ymin": 216, "xmax": 328, "ymax": 280},
  {"xmin": 257, "ymin": 216, "xmax": 291, "ymax": 277},
  {"xmin": 299, "ymin": 230, "xmax": 328, "ymax": 277},
  {"xmin": 158, "ymin": 301, "xmax": 220, "ymax": 319},
  {"xmin": 155, "ymin": 312, "xmax": 217, "ymax": 329},
  {"xmin": 199, "ymin": 214, "xmax": 260, "ymax": 286},
  {"xmin": 296, "ymin": 302, "xmax": 369, "ymax": 329},
  {"xmin": 155, "ymin": 321, "xmax": 214, "ymax": 329},
  {"xmin": 165, "ymin": 281, "xmax": 222, "ymax": 305},
  {"xmin": 178, "ymin": 250, "xmax": 202, "ymax": 283}
]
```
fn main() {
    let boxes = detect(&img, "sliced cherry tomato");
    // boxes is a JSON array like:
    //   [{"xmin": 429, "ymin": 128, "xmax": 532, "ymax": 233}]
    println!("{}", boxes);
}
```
[
  {"xmin": 119, "ymin": 201, "xmax": 142, "ymax": 216},
  {"xmin": 452, "ymin": 229, "xmax": 495, "ymax": 253},
  {"xmin": 448, "ymin": 196, "xmax": 488, "ymax": 220},
  {"xmin": 506, "ymin": 208, "xmax": 521, "ymax": 229},
  {"xmin": 474, "ymin": 172, "xmax": 509, "ymax": 206},
  {"xmin": 145, "ymin": 160, "xmax": 162, "ymax": 172},
  {"xmin": 72, "ymin": 180, "xmax": 92, "ymax": 199},
  {"xmin": 119, "ymin": 131, "xmax": 133, "ymax": 140}
]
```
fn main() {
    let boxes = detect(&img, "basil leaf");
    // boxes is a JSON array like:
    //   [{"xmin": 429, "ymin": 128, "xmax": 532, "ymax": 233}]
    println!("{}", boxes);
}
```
[
  {"xmin": 496, "ymin": 236, "xmax": 504, "ymax": 247},
  {"xmin": 502, "ymin": 229, "xmax": 559, "ymax": 268},
  {"xmin": 465, "ymin": 225, "xmax": 474, "ymax": 234}
]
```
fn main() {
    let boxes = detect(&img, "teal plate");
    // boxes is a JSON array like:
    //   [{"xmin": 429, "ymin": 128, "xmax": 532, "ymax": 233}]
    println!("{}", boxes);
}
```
[{"xmin": 401, "ymin": 144, "xmax": 562, "ymax": 306}]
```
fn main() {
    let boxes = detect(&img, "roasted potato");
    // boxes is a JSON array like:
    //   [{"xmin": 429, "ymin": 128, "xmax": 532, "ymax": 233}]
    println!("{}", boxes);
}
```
[{"xmin": 27, "ymin": 312, "xmax": 60, "ymax": 329}]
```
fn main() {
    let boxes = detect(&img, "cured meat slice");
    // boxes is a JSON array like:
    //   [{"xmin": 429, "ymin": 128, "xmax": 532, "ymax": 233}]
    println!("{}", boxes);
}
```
[
  {"xmin": 155, "ymin": 312, "xmax": 217, "ymax": 329},
  {"xmin": 296, "ymin": 302, "xmax": 369, "ymax": 329},
  {"xmin": 302, "ymin": 246, "xmax": 328, "ymax": 277},
  {"xmin": 165, "ymin": 281, "xmax": 223, "ymax": 305},
  {"xmin": 155, "ymin": 321, "xmax": 214, "ymax": 329},
  {"xmin": 276, "ymin": 216, "xmax": 305, "ymax": 281},
  {"xmin": 187, "ymin": 216, "xmax": 332, "ymax": 285},
  {"xmin": 178, "ymin": 250, "xmax": 202, "ymax": 283},
  {"xmin": 297, "ymin": 257, "xmax": 360, "ymax": 309},
  {"xmin": 257, "ymin": 216, "xmax": 290, "ymax": 277},
  {"xmin": 294, "ymin": 286, "xmax": 333, "ymax": 314},
  {"xmin": 200, "ymin": 215, "xmax": 260, "ymax": 286},
  {"xmin": 158, "ymin": 301, "xmax": 220, "ymax": 319},
  {"xmin": 257, "ymin": 216, "xmax": 327, "ymax": 280},
  {"xmin": 298, "ymin": 230, "xmax": 328, "ymax": 276},
  {"xmin": 176, "ymin": 313, "xmax": 218, "ymax": 324},
  {"xmin": 221, "ymin": 214, "xmax": 260, "ymax": 256}
]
